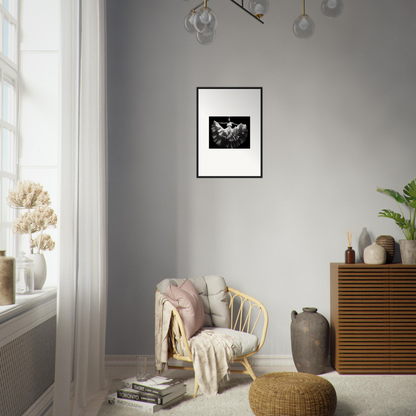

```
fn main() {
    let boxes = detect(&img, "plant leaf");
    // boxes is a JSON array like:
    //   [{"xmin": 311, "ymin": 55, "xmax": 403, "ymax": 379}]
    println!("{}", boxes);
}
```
[
  {"xmin": 378, "ymin": 209, "xmax": 410, "ymax": 229},
  {"xmin": 377, "ymin": 187, "xmax": 408, "ymax": 206},
  {"xmin": 403, "ymin": 179, "xmax": 416, "ymax": 208}
]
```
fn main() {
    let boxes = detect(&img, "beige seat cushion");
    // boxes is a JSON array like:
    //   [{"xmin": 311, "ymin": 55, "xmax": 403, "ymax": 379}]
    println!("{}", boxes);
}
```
[
  {"xmin": 178, "ymin": 327, "xmax": 258, "ymax": 358},
  {"xmin": 203, "ymin": 327, "xmax": 258, "ymax": 357}
]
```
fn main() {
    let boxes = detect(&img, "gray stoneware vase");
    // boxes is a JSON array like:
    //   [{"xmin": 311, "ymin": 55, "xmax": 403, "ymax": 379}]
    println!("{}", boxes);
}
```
[
  {"xmin": 399, "ymin": 239, "xmax": 416, "ymax": 265},
  {"xmin": 291, "ymin": 307, "xmax": 329, "ymax": 375}
]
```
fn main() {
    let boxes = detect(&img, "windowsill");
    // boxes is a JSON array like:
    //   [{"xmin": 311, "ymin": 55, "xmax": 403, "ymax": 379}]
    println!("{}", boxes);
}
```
[{"xmin": 0, "ymin": 286, "xmax": 57, "ymax": 325}]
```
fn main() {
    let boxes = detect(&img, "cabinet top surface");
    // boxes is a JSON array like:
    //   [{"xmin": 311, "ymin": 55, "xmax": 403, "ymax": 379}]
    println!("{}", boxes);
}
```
[{"xmin": 331, "ymin": 263, "xmax": 416, "ymax": 268}]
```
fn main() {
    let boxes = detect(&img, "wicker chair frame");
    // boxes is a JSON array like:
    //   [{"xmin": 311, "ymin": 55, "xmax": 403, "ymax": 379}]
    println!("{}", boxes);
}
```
[{"xmin": 164, "ymin": 286, "xmax": 269, "ymax": 397}]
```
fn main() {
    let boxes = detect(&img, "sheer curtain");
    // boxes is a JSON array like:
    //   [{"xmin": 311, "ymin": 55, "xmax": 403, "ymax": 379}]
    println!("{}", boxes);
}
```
[{"xmin": 54, "ymin": 1, "xmax": 108, "ymax": 415}]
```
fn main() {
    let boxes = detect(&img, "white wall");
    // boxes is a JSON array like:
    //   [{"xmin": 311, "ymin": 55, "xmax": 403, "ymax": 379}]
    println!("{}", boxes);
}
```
[
  {"xmin": 106, "ymin": 0, "xmax": 416, "ymax": 356},
  {"xmin": 19, "ymin": 0, "xmax": 59, "ymax": 286}
]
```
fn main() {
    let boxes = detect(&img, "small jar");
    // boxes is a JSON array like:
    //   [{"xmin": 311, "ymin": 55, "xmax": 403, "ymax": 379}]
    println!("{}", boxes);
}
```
[
  {"xmin": 16, "ymin": 252, "xmax": 35, "ymax": 294},
  {"xmin": 345, "ymin": 246, "xmax": 355, "ymax": 264}
]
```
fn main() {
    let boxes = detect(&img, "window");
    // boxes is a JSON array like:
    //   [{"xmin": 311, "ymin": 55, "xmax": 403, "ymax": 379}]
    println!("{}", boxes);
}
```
[{"xmin": 0, "ymin": 0, "xmax": 17, "ymax": 256}]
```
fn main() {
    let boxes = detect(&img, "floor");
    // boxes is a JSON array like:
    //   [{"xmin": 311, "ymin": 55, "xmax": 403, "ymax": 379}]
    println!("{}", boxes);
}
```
[{"xmin": 75, "ymin": 363, "xmax": 339, "ymax": 416}]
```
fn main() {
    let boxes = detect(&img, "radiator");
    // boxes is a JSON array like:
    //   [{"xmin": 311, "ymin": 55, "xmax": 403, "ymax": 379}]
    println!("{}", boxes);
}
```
[{"xmin": 0, "ymin": 292, "xmax": 56, "ymax": 416}]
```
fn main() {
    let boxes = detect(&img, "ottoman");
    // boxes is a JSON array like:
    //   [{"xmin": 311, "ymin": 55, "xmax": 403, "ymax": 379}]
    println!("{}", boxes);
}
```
[{"xmin": 249, "ymin": 372, "xmax": 337, "ymax": 416}]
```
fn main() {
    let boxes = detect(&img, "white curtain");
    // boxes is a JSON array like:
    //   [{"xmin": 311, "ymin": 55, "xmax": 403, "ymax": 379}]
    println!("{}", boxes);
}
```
[{"xmin": 54, "ymin": 1, "xmax": 108, "ymax": 415}]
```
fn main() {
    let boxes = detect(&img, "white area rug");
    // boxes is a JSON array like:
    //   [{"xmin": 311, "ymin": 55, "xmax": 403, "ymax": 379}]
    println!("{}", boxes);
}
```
[{"xmin": 97, "ymin": 374, "xmax": 416, "ymax": 416}]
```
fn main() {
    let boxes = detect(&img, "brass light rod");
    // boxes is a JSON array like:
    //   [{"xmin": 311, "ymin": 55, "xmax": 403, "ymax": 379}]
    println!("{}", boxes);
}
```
[
  {"xmin": 189, "ymin": 0, "xmax": 264, "ymax": 24},
  {"xmin": 229, "ymin": 0, "xmax": 265, "ymax": 23},
  {"xmin": 189, "ymin": 1, "xmax": 205, "ymax": 12}
]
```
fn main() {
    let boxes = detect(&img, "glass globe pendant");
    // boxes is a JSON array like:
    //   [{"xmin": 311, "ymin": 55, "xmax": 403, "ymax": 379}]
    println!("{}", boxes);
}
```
[
  {"xmin": 321, "ymin": 0, "xmax": 343, "ymax": 18},
  {"xmin": 194, "ymin": 5, "xmax": 217, "ymax": 36},
  {"xmin": 184, "ymin": 10, "xmax": 197, "ymax": 34},
  {"xmin": 248, "ymin": 0, "xmax": 269, "ymax": 18},
  {"xmin": 293, "ymin": 0, "xmax": 315, "ymax": 38},
  {"xmin": 196, "ymin": 30, "xmax": 216, "ymax": 45},
  {"xmin": 293, "ymin": 14, "xmax": 315, "ymax": 38}
]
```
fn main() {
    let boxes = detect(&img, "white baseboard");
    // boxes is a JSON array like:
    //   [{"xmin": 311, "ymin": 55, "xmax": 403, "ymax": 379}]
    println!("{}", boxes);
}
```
[
  {"xmin": 105, "ymin": 355, "xmax": 152, "ymax": 367},
  {"xmin": 105, "ymin": 355, "xmax": 295, "ymax": 369},
  {"xmin": 248, "ymin": 355, "xmax": 295, "ymax": 368}
]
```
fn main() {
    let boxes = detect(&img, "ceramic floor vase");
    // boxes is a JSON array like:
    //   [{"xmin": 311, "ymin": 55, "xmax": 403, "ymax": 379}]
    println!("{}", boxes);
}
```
[
  {"xmin": 399, "ymin": 240, "xmax": 416, "ymax": 265},
  {"xmin": 28, "ymin": 253, "xmax": 47, "ymax": 290},
  {"xmin": 0, "ymin": 250, "xmax": 15, "ymax": 305},
  {"xmin": 291, "ymin": 307, "xmax": 329, "ymax": 375}
]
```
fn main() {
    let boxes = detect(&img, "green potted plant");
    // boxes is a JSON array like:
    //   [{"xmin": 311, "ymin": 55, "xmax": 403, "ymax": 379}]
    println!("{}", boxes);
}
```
[{"xmin": 377, "ymin": 178, "xmax": 416, "ymax": 264}]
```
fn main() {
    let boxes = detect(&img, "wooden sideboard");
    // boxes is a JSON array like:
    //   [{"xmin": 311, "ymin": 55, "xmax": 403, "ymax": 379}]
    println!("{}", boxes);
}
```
[{"xmin": 330, "ymin": 263, "xmax": 416, "ymax": 374}]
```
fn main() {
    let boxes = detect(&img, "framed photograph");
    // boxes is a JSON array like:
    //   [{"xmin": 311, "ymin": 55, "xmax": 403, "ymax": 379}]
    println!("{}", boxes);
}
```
[{"xmin": 197, "ymin": 87, "xmax": 263, "ymax": 178}]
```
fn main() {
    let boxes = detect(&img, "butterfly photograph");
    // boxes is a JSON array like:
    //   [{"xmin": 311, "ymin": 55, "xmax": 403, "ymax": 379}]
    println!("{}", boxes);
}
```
[{"xmin": 209, "ymin": 116, "xmax": 250, "ymax": 149}]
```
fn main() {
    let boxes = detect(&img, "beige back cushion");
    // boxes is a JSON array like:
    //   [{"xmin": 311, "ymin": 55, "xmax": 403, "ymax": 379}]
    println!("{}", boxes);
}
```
[{"xmin": 157, "ymin": 275, "xmax": 230, "ymax": 328}]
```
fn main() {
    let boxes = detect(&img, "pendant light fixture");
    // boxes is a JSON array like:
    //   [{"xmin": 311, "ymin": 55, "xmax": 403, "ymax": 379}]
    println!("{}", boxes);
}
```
[
  {"xmin": 321, "ymin": 0, "xmax": 344, "ymax": 18},
  {"xmin": 183, "ymin": 0, "xmax": 343, "ymax": 43},
  {"xmin": 293, "ymin": 0, "xmax": 315, "ymax": 39},
  {"xmin": 184, "ymin": 0, "xmax": 269, "ymax": 45}
]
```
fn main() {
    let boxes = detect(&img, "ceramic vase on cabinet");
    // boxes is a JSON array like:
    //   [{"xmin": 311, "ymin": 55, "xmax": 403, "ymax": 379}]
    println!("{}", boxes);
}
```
[
  {"xmin": 376, "ymin": 235, "xmax": 395, "ymax": 264},
  {"xmin": 399, "ymin": 240, "xmax": 416, "ymax": 265},
  {"xmin": 358, "ymin": 227, "xmax": 371, "ymax": 262},
  {"xmin": 291, "ymin": 307, "xmax": 329, "ymax": 375},
  {"xmin": 0, "ymin": 250, "xmax": 15, "ymax": 305},
  {"xmin": 364, "ymin": 243, "xmax": 386, "ymax": 265},
  {"xmin": 27, "ymin": 253, "xmax": 47, "ymax": 290}
]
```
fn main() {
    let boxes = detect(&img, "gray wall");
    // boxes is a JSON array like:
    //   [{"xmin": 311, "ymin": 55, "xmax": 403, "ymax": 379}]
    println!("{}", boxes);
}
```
[{"xmin": 106, "ymin": 0, "xmax": 416, "ymax": 356}]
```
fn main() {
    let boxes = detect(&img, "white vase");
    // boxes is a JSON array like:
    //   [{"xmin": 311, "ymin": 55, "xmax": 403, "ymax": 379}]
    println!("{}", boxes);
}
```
[
  {"xmin": 27, "ymin": 253, "xmax": 47, "ymax": 290},
  {"xmin": 364, "ymin": 243, "xmax": 386, "ymax": 265}
]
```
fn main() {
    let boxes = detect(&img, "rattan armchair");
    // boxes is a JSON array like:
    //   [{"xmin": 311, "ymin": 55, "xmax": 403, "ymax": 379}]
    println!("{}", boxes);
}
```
[{"xmin": 165, "ymin": 286, "xmax": 268, "ymax": 397}]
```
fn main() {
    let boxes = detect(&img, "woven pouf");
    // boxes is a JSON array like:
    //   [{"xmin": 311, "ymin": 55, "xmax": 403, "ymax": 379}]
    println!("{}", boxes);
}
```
[{"xmin": 249, "ymin": 372, "xmax": 337, "ymax": 416}]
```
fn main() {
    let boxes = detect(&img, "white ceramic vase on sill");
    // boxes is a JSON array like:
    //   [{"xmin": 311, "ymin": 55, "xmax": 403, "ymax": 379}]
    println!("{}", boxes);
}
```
[{"xmin": 27, "ymin": 253, "xmax": 47, "ymax": 290}]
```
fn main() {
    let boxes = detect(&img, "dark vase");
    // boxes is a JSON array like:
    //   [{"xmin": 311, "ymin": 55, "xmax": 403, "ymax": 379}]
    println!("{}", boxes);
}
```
[
  {"xmin": 291, "ymin": 307, "xmax": 329, "ymax": 375},
  {"xmin": 376, "ymin": 235, "xmax": 395, "ymax": 264}
]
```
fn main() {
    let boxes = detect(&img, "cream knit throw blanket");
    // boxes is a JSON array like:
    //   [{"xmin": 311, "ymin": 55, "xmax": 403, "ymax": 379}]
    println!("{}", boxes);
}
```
[
  {"xmin": 155, "ymin": 291, "xmax": 235, "ymax": 397},
  {"xmin": 189, "ymin": 329, "xmax": 235, "ymax": 397}
]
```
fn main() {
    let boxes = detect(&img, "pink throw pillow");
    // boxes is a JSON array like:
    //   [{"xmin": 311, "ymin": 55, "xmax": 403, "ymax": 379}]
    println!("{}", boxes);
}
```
[{"xmin": 165, "ymin": 279, "xmax": 205, "ymax": 339}]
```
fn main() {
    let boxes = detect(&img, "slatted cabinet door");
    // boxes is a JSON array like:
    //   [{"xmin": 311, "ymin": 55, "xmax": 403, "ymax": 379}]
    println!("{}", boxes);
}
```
[
  {"xmin": 330, "ymin": 263, "xmax": 416, "ymax": 375},
  {"xmin": 390, "ymin": 266, "xmax": 416, "ymax": 373}
]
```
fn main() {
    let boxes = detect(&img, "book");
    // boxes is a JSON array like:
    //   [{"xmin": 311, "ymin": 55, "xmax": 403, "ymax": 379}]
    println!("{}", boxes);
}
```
[
  {"xmin": 107, "ymin": 392, "xmax": 184, "ymax": 413},
  {"xmin": 117, "ymin": 385, "xmax": 186, "ymax": 405},
  {"xmin": 121, "ymin": 376, "xmax": 184, "ymax": 396}
]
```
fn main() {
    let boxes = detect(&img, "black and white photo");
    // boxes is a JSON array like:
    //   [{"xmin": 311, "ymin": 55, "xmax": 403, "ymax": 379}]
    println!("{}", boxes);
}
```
[
  {"xmin": 209, "ymin": 116, "xmax": 250, "ymax": 149},
  {"xmin": 197, "ymin": 88, "xmax": 262, "ymax": 178}
]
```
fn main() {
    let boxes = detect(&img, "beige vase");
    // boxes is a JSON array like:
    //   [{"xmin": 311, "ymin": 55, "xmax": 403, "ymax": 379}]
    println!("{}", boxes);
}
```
[
  {"xmin": 364, "ymin": 243, "xmax": 386, "ymax": 265},
  {"xmin": 27, "ymin": 253, "xmax": 47, "ymax": 290},
  {"xmin": 399, "ymin": 240, "xmax": 416, "ymax": 265},
  {"xmin": 0, "ymin": 250, "xmax": 15, "ymax": 305}
]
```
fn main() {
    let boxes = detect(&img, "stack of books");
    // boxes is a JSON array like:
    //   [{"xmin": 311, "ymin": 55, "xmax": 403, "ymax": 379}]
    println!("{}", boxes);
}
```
[{"xmin": 107, "ymin": 375, "xmax": 187, "ymax": 413}]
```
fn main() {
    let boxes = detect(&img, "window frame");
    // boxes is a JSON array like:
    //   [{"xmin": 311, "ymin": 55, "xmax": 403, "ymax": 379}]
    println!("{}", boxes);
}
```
[{"xmin": 0, "ymin": 0, "xmax": 18, "ymax": 256}]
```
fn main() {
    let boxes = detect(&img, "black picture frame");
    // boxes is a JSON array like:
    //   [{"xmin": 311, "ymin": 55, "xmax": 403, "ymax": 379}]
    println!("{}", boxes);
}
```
[{"xmin": 197, "ymin": 87, "xmax": 263, "ymax": 178}]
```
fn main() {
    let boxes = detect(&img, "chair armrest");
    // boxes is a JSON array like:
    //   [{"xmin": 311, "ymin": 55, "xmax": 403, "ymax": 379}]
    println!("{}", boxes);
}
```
[{"xmin": 227, "ymin": 287, "xmax": 269, "ymax": 354}]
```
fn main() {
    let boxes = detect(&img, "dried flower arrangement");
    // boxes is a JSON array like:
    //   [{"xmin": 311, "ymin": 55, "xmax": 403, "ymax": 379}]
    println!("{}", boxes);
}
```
[{"xmin": 7, "ymin": 180, "xmax": 57, "ymax": 254}]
